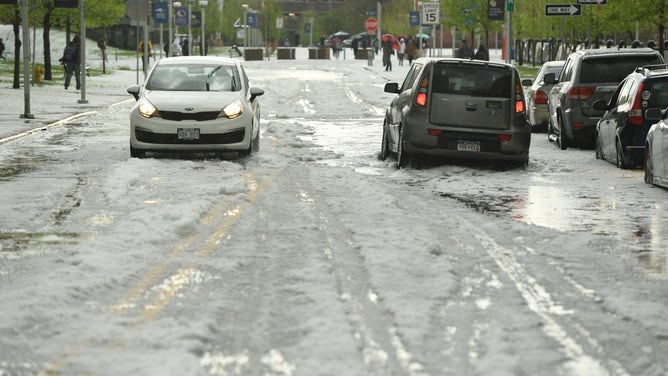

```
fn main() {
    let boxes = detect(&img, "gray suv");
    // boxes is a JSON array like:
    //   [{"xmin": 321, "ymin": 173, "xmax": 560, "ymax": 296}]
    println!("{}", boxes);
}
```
[
  {"xmin": 380, "ymin": 58, "xmax": 531, "ymax": 168},
  {"xmin": 545, "ymin": 48, "xmax": 663, "ymax": 150}
]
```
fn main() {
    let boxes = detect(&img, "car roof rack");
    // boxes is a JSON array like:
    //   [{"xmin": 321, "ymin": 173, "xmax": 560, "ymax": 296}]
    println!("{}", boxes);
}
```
[{"xmin": 635, "ymin": 64, "xmax": 668, "ymax": 75}]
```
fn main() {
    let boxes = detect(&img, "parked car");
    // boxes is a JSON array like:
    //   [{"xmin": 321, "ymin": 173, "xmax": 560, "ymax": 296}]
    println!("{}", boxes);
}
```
[
  {"xmin": 522, "ymin": 60, "xmax": 565, "ymax": 132},
  {"xmin": 594, "ymin": 65, "xmax": 668, "ymax": 169},
  {"xmin": 127, "ymin": 56, "xmax": 264, "ymax": 158},
  {"xmin": 380, "ymin": 57, "xmax": 531, "ymax": 168},
  {"xmin": 545, "ymin": 48, "xmax": 664, "ymax": 150},
  {"xmin": 644, "ymin": 108, "xmax": 668, "ymax": 188}
]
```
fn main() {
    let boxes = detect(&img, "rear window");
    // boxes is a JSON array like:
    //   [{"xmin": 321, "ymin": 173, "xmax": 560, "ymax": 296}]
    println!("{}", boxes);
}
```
[
  {"xmin": 580, "ymin": 55, "xmax": 662, "ymax": 84},
  {"xmin": 643, "ymin": 77, "xmax": 668, "ymax": 108},
  {"xmin": 432, "ymin": 63, "xmax": 512, "ymax": 98}
]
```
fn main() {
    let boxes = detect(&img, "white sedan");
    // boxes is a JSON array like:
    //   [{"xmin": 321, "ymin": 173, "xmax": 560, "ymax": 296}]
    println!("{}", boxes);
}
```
[{"xmin": 127, "ymin": 56, "xmax": 264, "ymax": 158}]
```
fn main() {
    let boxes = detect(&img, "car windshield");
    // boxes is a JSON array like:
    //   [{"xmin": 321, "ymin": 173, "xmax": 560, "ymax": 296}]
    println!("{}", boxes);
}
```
[
  {"xmin": 146, "ymin": 64, "xmax": 240, "ymax": 92},
  {"xmin": 431, "ymin": 63, "xmax": 512, "ymax": 98},
  {"xmin": 581, "ymin": 55, "xmax": 662, "ymax": 83}
]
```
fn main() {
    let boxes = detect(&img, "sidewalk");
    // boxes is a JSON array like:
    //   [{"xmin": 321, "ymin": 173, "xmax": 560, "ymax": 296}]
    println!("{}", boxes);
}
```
[{"xmin": 0, "ymin": 64, "xmax": 139, "ymax": 143}]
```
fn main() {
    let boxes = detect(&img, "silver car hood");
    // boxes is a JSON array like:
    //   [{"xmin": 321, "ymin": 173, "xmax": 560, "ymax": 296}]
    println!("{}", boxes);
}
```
[{"xmin": 144, "ymin": 90, "xmax": 242, "ymax": 112}]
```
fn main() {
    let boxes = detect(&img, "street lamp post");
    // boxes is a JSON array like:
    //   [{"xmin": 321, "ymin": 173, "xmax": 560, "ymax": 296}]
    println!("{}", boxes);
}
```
[
  {"xmin": 200, "ymin": 1, "xmax": 207, "ymax": 55},
  {"xmin": 242, "ymin": 4, "xmax": 248, "ymax": 49}
]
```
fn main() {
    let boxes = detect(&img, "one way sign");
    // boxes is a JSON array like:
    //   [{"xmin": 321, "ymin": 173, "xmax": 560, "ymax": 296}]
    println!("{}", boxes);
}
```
[{"xmin": 545, "ymin": 4, "xmax": 582, "ymax": 16}]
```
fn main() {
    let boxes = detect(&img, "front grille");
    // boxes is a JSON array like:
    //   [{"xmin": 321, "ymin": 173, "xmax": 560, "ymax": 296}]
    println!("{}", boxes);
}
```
[
  {"xmin": 159, "ymin": 111, "xmax": 220, "ymax": 121},
  {"xmin": 136, "ymin": 128, "xmax": 245, "ymax": 145}
]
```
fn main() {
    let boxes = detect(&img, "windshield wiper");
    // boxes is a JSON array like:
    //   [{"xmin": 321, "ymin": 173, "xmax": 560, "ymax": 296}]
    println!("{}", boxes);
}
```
[{"xmin": 206, "ymin": 65, "xmax": 224, "ymax": 91}]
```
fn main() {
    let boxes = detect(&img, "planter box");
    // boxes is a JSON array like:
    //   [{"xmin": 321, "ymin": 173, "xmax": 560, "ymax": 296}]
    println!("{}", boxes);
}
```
[
  {"xmin": 244, "ymin": 48, "xmax": 263, "ymax": 61},
  {"xmin": 309, "ymin": 48, "xmax": 330, "ymax": 60},
  {"xmin": 355, "ymin": 48, "xmax": 372, "ymax": 60},
  {"xmin": 277, "ymin": 48, "xmax": 295, "ymax": 60}
]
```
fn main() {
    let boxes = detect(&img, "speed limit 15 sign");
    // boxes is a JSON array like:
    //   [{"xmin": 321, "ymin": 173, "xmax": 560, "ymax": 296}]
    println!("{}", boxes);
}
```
[{"xmin": 421, "ymin": 2, "xmax": 440, "ymax": 25}]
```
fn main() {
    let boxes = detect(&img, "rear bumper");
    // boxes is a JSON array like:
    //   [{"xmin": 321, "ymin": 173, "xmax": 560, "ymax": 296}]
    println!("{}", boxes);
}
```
[{"xmin": 403, "ymin": 118, "xmax": 531, "ymax": 161}]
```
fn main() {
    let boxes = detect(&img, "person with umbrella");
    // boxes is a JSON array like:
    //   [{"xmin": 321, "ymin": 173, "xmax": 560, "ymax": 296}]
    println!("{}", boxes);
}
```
[{"xmin": 382, "ymin": 34, "xmax": 395, "ymax": 71}]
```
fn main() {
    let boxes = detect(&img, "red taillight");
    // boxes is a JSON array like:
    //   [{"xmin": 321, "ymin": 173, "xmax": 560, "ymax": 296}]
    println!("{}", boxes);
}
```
[
  {"xmin": 572, "ymin": 122, "xmax": 584, "ymax": 128},
  {"xmin": 567, "ymin": 86, "xmax": 596, "ymax": 100},
  {"xmin": 415, "ymin": 76, "xmax": 429, "ymax": 107},
  {"xmin": 534, "ymin": 90, "xmax": 548, "ymax": 104},
  {"xmin": 427, "ymin": 129, "xmax": 442, "ymax": 136},
  {"xmin": 416, "ymin": 93, "xmax": 427, "ymax": 107},
  {"xmin": 515, "ymin": 100, "xmax": 525, "ymax": 114},
  {"xmin": 629, "ymin": 83, "xmax": 644, "ymax": 125},
  {"xmin": 498, "ymin": 134, "xmax": 512, "ymax": 142}
]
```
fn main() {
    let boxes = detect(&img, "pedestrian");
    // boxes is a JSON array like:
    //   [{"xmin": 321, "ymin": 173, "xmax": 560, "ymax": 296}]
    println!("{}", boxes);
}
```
[
  {"xmin": 382, "ymin": 38, "xmax": 394, "ymax": 72},
  {"xmin": 352, "ymin": 38, "xmax": 359, "ymax": 58},
  {"xmin": 138, "ymin": 39, "xmax": 152, "ymax": 74},
  {"xmin": 181, "ymin": 38, "xmax": 189, "ymax": 56},
  {"xmin": 473, "ymin": 44, "xmax": 489, "ymax": 61},
  {"xmin": 61, "ymin": 35, "xmax": 81, "ymax": 90},
  {"xmin": 398, "ymin": 38, "xmax": 406, "ymax": 66},
  {"xmin": 0, "ymin": 38, "xmax": 7, "ymax": 60},
  {"xmin": 458, "ymin": 39, "xmax": 472, "ymax": 59},
  {"xmin": 406, "ymin": 37, "xmax": 417, "ymax": 65},
  {"xmin": 172, "ymin": 36, "xmax": 182, "ymax": 56}
]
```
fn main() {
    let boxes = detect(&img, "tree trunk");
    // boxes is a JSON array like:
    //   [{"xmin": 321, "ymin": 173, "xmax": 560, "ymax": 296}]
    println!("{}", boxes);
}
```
[
  {"xmin": 12, "ymin": 8, "xmax": 20, "ymax": 89},
  {"xmin": 659, "ymin": 23, "xmax": 665, "ymax": 58},
  {"xmin": 43, "ymin": 8, "xmax": 54, "ymax": 82}
]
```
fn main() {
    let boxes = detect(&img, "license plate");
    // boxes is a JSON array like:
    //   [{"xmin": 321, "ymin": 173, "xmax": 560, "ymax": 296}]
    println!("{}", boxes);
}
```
[
  {"xmin": 178, "ymin": 128, "xmax": 200, "ymax": 140},
  {"xmin": 457, "ymin": 140, "xmax": 481, "ymax": 152}
]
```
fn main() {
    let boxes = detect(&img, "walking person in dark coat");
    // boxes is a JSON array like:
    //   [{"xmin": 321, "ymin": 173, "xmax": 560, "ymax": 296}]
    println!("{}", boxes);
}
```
[{"xmin": 61, "ymin": 35, "xmax": 81, "ymax": 90}]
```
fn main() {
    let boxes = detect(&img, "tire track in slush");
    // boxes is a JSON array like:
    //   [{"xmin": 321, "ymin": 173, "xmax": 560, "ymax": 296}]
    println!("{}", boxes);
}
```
[
  {"xmin": 293, "ymin": 174, "xmax": 426, "ymax": 376},
  {"xmin": 467, "ymin": 223, "xmax": 631, "ymax": 376}
]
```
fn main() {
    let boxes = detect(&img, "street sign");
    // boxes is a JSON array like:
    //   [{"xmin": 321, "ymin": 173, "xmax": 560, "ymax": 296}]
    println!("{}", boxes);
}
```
[
  {"xmin": 545, "ymin": 4, "xmax": 581, "ymax": 16},
  {"xmin": 276, "ymin": 17, "xmax": 284, "ymax": 29},
  {"xmin": 577, "ymin": 0, "xmax": 606, "ymax": 4},
  {"xmin": 246, "ymin": 13, "xmax": 258, "ymax": 28},
  {"xmin": 409, "ymin": 11, "xmax": 420, "ymax": 26},
  {"xmin": 365, "ymin": 17, "xmax": 378, "ymax": 33},
  {"xmin": 152, "ymin": 2, "xmax": 168, "ymax": 24},
  {"xmin": 126, "ymin": 0, "xmax": 150, "ymax": 22},
  {"xmin": 174, "ymin": 6, "xmax": 189, "ymax": 26},
  {"xmin": 507, "ymin": 0, "xmax": 515, "ymax": 12},
  {"xmin": 53, "ymin": 0, "xmax": 77, "ymax": 7},
  {"xmin": 421, "ymin": 2, "xmax": 440, "ymax": 25},
  {"xmin": 488, "ymin": 0, "xmax": 505, "ymax": 21}
]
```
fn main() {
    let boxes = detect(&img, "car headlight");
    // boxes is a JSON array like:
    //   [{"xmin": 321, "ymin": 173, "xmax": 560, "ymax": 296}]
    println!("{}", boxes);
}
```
[
  {"xmin": 137, "ymin": 98, "xmax": 160, "ymax": 118},
  {"xmin": 220, "ymin": 99, "xmax": 243, "ymax": 119}
]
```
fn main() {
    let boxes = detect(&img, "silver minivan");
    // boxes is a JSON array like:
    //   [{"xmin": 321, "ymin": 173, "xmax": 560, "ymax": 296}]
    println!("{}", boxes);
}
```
[{"xmin": 380, "ymin": 58, "xmax": 531, "ymax": 168}]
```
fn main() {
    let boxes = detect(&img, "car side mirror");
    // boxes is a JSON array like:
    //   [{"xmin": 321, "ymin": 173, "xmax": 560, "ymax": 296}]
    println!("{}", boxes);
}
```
[
  {"xmin": 521, "ymin": 79, "xmax": 532, "ymax": 86},
  {"xmin": 250, "ymin": 87, "xmax": 265, "ymax": 102},
  {"xmin": 127, "ymin": 85, "xmax": 141, "ymax": 101},
  {"xmin": 384, "ymin": 82, "xmax": 400, "ymax": 94},
  {"xmin": 645, "ymin": 108, "xmax": 663, "ymax": 120},
  {"xmin": 543, "ymin": 73, "xmax": 557, "ymax": 85},
  {"xmin": 592, "ymin": 99, "xmax": 608, "ymax": 111}
]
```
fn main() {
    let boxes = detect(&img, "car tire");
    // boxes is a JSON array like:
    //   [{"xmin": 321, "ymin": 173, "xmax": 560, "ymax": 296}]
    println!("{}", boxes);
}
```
[
  {"xmin": 616, "ymin": 139, "xmax": 632, "ymax": 169},
  {"xmin": 644, "ymin": 145, "xmax": 654, "ymax": 184},
  {"xmin": 558, "ymin": 118, "xmax": 568, "ymax": 150},
  {"xmin": 644, "ymin": 144, "xmax": 654, "ymax": 184},
  {"xmin": 379, "ymin": 123, "xmax": 389, "ymax": 161},
  {"xmin": 595, "ymin": 135, "xmax": 603, "ymax": 160},
  {"xmin": 252, "ymin": 131, "xmax": 260, "ymax": 152},
  {"xmin": 130, "ymin": 146, "xmax": 145, "ymax": 158},
  {"xmin": 396, "ymin": 126, "xmax": 411, "ymax": 169}
]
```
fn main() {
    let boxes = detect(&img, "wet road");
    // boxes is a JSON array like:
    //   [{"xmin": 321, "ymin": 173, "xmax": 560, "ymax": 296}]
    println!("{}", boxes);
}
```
[{"xmin": 1, "ymin": 58, "xmax": 668, "ymax": 375}]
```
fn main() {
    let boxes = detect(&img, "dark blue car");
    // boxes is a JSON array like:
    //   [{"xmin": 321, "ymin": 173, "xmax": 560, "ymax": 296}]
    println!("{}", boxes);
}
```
[{"xmin": 595, "ymin": 64, "xmax": 668, "ymax": 169}]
